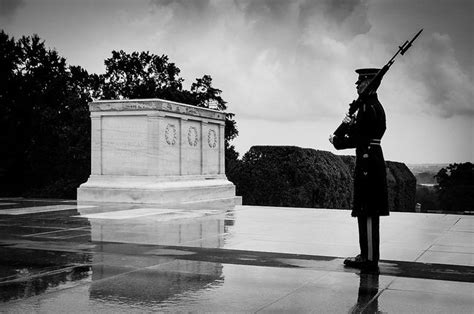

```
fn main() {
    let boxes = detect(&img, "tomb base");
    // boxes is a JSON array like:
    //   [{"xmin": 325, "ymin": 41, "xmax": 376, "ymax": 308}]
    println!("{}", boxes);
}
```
[{"xmin": 77, "ymin": 175, "xmax": 239, "ymax": 205}]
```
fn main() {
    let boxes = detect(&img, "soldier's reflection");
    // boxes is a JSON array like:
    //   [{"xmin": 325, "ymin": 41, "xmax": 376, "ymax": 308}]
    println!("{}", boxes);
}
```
[{"xmin": 349, "ymin": 273, "xmax": 380, "ymax": 313}]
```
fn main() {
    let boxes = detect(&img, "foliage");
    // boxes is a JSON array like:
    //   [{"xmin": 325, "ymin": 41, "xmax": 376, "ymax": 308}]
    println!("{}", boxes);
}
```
[
  {"xmin": 0, "ymin": 31, "xmax": 94, "ymax": 197},
  {"xmin": 97, "ymin": 50, "xmax": 185, "ymax": 101},
  {"xmin": 96, "ymin": 50, "xmax": 238, "ymax": 162},
  {"xmin": 416, "ymin": 185, "xmax": 439, "ymax": 212},
  {"xmin": 228, "ymin": 147, "xmax": 417, "ymax": 212},
  {"xmin": 0, "ymin": 31, "xmax": 239, "ymax": 197},
  {"xmin": 435, "ymin": 163, "xmax": 474, "ymax": 212},
  {"xmin": 227, "ymin": 146, "xmax": 354, "ymax": 208},
  {"xmin": 385, "ymin": 161, "xmax": 417, "ymax": 212}
]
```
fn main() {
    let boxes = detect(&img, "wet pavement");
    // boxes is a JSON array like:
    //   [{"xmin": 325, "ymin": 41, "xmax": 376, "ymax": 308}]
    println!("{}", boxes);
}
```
[{"xmin": 0, "ymin": 198, "xmax": 473, "ymax": 313}]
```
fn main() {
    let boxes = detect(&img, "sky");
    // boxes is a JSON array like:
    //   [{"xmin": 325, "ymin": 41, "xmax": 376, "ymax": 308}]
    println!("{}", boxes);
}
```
[{"xmin": 1, "ymin": 0, "xmax": 473, "ymax": 164}]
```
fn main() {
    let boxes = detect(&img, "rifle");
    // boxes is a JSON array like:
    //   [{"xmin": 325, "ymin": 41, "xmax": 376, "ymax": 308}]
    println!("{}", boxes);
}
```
[{"xmin": 332, "ymin": 29, "xmax": 423, "ymax": 140}]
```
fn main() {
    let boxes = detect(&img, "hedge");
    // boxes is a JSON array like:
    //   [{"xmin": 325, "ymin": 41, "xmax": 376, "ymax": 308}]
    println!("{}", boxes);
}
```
[{"xmin": 228, "ymin": 146, "xmax": 416, "ymax": 212}]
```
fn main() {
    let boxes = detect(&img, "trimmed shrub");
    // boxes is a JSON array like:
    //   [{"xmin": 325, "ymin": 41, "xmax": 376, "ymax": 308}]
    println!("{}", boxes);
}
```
[
  {"xmin": 228, "ymin": 146, "xmax": 353, "ymax": 208},
  {"xmin": 228, "ymin": 146, "xmax": 416, "ymax": 212},
  {"xmin": 386, "ymin": 161, "xmax": 417, "ymax": 212}
]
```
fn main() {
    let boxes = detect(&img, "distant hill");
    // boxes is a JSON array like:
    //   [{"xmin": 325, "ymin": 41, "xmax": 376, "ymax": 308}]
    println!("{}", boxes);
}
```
[
  {"xmin": 407, "ymin": 163, "xmax": 448, "ymax": 185},
  {"xmin": 407, "ymin": 164, "xmax": 448, "ymax": 175}
]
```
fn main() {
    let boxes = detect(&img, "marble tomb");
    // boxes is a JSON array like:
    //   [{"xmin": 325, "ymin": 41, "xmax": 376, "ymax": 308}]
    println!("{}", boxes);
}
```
[{"xmin": 77, "ymin": 98, "xmax": 238, "ymax": 205}]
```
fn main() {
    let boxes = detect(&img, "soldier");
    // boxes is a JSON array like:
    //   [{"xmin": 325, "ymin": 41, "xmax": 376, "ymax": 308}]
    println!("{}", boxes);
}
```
[{"xmin": 329, "ymin": 68, "xmax": 389, "ymax": 271}]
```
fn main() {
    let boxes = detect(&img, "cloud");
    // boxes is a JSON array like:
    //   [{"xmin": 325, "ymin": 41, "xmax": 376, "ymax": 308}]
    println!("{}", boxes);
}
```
[
  {"xmin": 148, "ymin": 0, "xmax": 373, "ymax": 121},
  {"xmin": 0, "ymin": 0, "xmax": 24, "ymax": 18},
  {"xmin": 138, "ymin": 1, "xmax": 474, "ymax": 120},
  {"xmin": 408, "ymin": 33, "xmax": 474, "ymax": 117}
]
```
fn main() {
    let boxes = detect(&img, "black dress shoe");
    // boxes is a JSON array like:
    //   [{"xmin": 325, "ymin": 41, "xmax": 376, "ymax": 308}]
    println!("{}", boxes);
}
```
[
  {"xmin": 344, "ymin": 254, "xmax": 363, "ymax": 267},
  {"xmin": 344, "ymin": 255, "xmax": 378, "ymax": 271}
]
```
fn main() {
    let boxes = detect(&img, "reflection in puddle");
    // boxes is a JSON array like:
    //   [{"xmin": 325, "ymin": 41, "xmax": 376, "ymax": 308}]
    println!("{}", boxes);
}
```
[
  {"xmin": 349, "ymin": 273, "xmax": 380, "ymax": 313},
  {"xmin": 79, "ymin": 206, "xmax": 228, "ymax": 306},
  {"xmin": 0, "ymin": 265, "xmax": 92, "ymax": 302},
  {"xmin": 0, "ymin": 206, "xmax": 92, "ymax": 303},
  {"xmin": 80, "ymin": 207, "xmax": 227, "ymax": 248},
  {"xmin": 89, "ymin": 260, "xmax": 224, "ymax": 306}
]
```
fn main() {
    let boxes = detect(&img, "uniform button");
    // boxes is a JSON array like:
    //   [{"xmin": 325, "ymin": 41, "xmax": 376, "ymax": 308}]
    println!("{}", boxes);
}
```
[
  {"xmin": 363, "ymin": 154, "xmax": 369, "ymax": 158},
  {"xmin": 363, "ymin": 172, "xmax": 368, "ymax": 176}
]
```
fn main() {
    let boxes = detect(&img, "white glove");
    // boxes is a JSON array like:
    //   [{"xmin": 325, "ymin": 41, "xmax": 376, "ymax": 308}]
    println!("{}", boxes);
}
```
[
  {"xmin": 342, "ymin": 114, "xmax": 352, "ymax": 124},
  {"xmin": 329, "ymin": 134, "xmax": 335, "ymax": 144}
]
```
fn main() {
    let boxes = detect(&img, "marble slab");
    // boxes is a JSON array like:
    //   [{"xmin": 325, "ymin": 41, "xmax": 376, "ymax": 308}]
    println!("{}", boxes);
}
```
[{"xmin": 77, "ymin": 98, "xmax": 236, "ymax": 205}]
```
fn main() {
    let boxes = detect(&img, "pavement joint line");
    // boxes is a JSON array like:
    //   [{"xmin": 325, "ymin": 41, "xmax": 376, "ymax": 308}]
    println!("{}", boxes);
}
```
[
  {"xmin": 413, "ymin": 244, "xmax": 434, "ymax": 263},
  {"xmin": 253, "ymin": 272, "xmax": 333, "ymax": 313},
  {"xmin": 20, "ymin": 226, "xmax": 91, "ymax": 237},
  {"xmin": 218, "ymin": 233, "xmax": 355, "ymax": 246},
  {"xmin": 0, "ymin": 264, "xmax": 90, "ymax": 285},
  {"xmin": 28, "ymin": 233, "xmax": 91, "ymax": 240},
  {"xmin": 1, "ymin": 241, "xmax": 96, "ymax": 253},
  {"xmin": 451, "ymin": 230, "xmax": 474, "ymax": 234},
  {"xmin": 359, "ymin": 277, "xmax": 398, "ymax": 313},
  {"xmin": 52, "ymin": 233, "xmax": 92, "ymax": 240},
  {"xmin": 451, "ymin": 217, "xmax": 462, "ymax": 230},
  {"xmin": 5, "ymin": 198, "xmax": 73, "ymax": 203},
  {"xmin": 428, "ymin": 250, "xmax": 474, "ymax": 255},
  {"xmin": 384, "ymin": 285, "xmax": 474, "ymax": 296},
  {"xmin": 73, "ymin": 259, "xmax": 179, "ymax": 286},
  {"xmin": 18, "ymin": 225, "xmax": 69, "ymax": 230}
]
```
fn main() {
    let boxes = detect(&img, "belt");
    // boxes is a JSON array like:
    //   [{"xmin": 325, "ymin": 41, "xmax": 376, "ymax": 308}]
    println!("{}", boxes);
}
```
[{"xmin": 369, "ymin": 139, "xmax": 381, "ymax": 146}]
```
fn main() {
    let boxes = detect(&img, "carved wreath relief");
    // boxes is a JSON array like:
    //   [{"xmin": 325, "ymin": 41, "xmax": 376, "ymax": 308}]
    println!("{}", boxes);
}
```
[
  {"xmin": 187, "ymin": 126, "xmax": 198, "ymax": 147},
  {"xmin": 165, "ymin": 124, "xmax": 177, "ymax": 146},
  {"xmin": 208, "ymin": 129, "xmax": 217, "ymax": 148}
]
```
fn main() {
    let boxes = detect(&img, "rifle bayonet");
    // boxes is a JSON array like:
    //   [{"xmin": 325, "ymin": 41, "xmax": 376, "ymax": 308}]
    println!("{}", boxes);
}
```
[{"xmin": 401, "ymin": 28, "xmax": 423, "ymax": 55}]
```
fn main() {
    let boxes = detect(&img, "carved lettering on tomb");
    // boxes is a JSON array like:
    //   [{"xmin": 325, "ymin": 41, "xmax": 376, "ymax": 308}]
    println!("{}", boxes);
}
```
[
  {"xmin": 186, "ymin": 108, "xmax": 199, "ymax": 115},
  {"xmin": 125, "ymin": 103, "xmax": 149, "ymax": 110}
]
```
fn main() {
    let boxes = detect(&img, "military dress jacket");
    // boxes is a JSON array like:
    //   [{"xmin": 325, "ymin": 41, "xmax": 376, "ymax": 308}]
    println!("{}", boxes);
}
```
[{"xmin": 333, "ymin": 94, "xmax": 389, "ymax": 217}]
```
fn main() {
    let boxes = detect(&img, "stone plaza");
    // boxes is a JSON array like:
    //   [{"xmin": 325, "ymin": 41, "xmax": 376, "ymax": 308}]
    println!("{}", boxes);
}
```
[{"xmin": 0, "ymin": 198, "xmax": 473, "ymax": 312}]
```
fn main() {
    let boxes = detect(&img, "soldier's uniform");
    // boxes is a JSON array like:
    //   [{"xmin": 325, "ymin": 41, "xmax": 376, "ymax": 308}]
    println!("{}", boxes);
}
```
[{"xmin": 332, "ymin": 68, "xmax": 389, "ymax": 270}]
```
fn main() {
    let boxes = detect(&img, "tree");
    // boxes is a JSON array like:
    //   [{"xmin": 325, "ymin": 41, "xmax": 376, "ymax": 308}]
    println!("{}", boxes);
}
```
[
  {"xmin": 0, "ymin": 31, "xmax": 94, "ymax": 197},
  {"xmin": 97, "ymin": 50, "xmax": 185, "ymax": 101},
  {"xmin": 415, "ymin": 185, "xmax": 439, "ymax": 212},
  {"xmin": 0, "ymin": 31, "xmax": 22, "ymax": 193},
  {"xmin": 96, "ymin": 50, "xmax": 239, "ymax": 164},
  {"xmin": 435, "ymin": 163, "xmax": 474, "ymax": 212},
  {"xmin": 0, "ymin": 32, "xmax": 239, "ymax": 198},
  {"xmin": 189, "ymin": 74, "xmax": 239, "ymax": 166}
]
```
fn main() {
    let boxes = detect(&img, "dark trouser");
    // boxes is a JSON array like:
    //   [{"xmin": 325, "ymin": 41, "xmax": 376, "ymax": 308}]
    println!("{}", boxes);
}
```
[{"xmin": 357, "ymin": 216, "xmax": 380, "ymax": 262}]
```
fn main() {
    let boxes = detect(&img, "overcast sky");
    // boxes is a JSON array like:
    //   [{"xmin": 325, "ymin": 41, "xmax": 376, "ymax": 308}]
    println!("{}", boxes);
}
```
[{"xmin": 1, "ymin": 0, "xmax": 472, "ymax": 164}]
